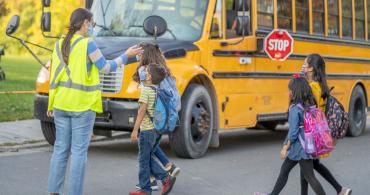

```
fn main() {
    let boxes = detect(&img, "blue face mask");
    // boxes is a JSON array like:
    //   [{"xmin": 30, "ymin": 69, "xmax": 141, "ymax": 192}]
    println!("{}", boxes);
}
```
[
  {"xmin": 138, "ymin": 66, "xmax": 147, "ymax": 81},
  {"xmin": 88, "ymin": 23, "xmax": 94, "ymax": 37},
  {"xmin": 136, "ymin": 55, "xmax": 141, "ymax": 62}
]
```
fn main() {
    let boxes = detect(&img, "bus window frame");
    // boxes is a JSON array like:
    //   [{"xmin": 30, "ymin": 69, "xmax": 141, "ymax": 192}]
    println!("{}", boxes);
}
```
[
  {"xmin": 277, "ymin": 0, "xmax": 293, "ymax": 31},
  {"xmin": 354, "ymin": 0, "xmax": 366, "ymax": 40},
  {"xmin": 312, "ymin": 0, "xmax": 326, "ymax": 35},
  {"xmin": 295, "ymin": 0, "xmax": 310, "ymax": 34},
  {"xmin": 342, "ymin": 0, "xmax": 354, "ymax": 39},
  {"xmin": 210, "ymin": 0, "xmax": 224, "ymax": 39},
  {"xmin": 327, "ymin": 0, "xmax": 340, "ymax": 37},
  {"xmin": 257, "ymin": 0, "xmax": 275, "ymax": 30}
]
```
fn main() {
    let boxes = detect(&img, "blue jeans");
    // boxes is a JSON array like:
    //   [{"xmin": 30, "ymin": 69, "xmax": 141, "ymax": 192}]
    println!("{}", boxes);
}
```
[
  {"xmin": 48, "ymin": 108, "xmax": 96, "ymax": 195},
  {"xmin": 138, "ymin": 130, "xmax": 168, "ymax": 193},
  {"xmin": 154, "ymin": 135, "xmax": 170, "ymax": 166}
]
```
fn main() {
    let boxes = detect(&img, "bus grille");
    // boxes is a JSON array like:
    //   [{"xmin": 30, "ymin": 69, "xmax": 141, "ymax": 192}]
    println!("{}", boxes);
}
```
[{"xmin": 99, "ymin": 66, "xmax": 124, "ymax": 94}]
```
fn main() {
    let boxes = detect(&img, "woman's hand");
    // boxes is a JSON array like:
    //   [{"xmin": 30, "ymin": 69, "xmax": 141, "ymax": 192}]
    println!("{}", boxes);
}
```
[
  {"xmin": 125, "ymin": 45, "xmax": 143, "ymax": 58},
  {"xmin": 131, "ymin": 130, "xmax": 138, "ymax": 142},
  {"xmin": 47, "ymin": 110, "xmax": 54, "ymax": 118},
  {"xmin": 280, "ymin": 146, "xmax": 288, "ymax": 160}
]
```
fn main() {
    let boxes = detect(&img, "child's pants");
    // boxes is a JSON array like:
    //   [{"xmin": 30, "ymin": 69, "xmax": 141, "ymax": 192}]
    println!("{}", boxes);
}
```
[
  {"xmin": 138, "ymin": 130, "xmax": 168, "ymax": 193},
  {"xmin": 300, "ymin": 159, "xmax": 342, "ymax": 195},
  {"xmin": 270, "ymin": 158, "xmax": 326, "ymax": 195}
]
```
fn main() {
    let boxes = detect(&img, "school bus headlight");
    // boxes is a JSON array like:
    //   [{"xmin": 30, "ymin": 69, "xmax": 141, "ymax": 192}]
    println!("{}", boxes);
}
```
[{"xmin": 36, "ymin": 60, "xmax": 51, "ymax": 84}]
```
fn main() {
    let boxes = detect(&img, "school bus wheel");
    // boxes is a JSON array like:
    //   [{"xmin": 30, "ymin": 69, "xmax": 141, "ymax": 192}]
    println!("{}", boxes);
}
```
[
  {"xmin": 348, "ymin": 85, "xmax": 367, "ymax": 137},
  {"xmin": 169, "ymin": 84, "xmax": 214, "ymax": 159},
  {"xmin": 40, "ymin": 121, "xmax": 56, "ymax": 145}
]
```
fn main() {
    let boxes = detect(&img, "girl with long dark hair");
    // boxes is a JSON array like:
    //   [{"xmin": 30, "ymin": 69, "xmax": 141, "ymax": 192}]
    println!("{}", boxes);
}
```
[
  {"xmin": 47, "ymin": 8, "xmax": 142, "ymax": 195},
  {"xmin": 256, "ymin": 76, "xmax": 326, "ymax": 195},
  {"xmin": 301, "ymin": 54, "xmax": 351, "ymax": 195}
]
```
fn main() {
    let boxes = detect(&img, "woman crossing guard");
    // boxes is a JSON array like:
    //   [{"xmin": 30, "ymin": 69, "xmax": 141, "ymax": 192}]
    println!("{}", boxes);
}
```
[
  {"xmin": 46, "ymin": 8, "xmax": 142, "ymax": 195},
  {"xmin": 301, "ymin": 54, "xmax": 352, "ymax": 195}
]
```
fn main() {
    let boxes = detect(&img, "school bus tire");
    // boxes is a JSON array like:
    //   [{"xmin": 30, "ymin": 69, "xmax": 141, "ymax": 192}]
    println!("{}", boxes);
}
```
[
  {"xmin": 169, "ymin": 84, "xmax": 214, "ymax": 159},
  {"xmin": 40, "ymin": 121, "xmax": 56, "ymax": 145},
  {"xmin": 348, "ymin": 85, "xmax": 367, "ymax": 137}
]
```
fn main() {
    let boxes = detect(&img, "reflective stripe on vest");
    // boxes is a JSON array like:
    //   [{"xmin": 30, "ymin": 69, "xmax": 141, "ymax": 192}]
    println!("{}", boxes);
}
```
[{"xmin": 50, "ymin": 38, "xmax": 101, "ymax": 91}]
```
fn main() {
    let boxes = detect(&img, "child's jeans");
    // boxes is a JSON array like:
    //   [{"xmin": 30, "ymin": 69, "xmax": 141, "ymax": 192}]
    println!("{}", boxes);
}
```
[
  {"xmin": 138, "ymin": 130, "xmax": 168, "ymax": 193},
  {"xmin": 154, "ymin": 135, "xmax": 170, "ymax": 166}
]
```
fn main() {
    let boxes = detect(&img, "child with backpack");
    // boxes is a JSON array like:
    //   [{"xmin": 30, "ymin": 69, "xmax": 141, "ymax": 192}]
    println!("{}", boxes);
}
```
[
  {"xmin": 256, "ymin": 76, "xmax": 326, "ymax": 195},
  {"xmin": 132, "ymin": 42, "xmax": 181, "ymax": 192},
  {"xmin": 301, "ymin": 54, "xmax": 351, "ymax": 195},
  {"xmin": 130, "ymin": 64, "xmax": 176, "ymax": 195}
]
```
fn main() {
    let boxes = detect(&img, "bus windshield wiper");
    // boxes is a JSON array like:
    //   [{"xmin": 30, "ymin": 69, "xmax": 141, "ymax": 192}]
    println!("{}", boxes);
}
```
[{"xmin": 96, "ymin": 24, "xmax": 118, "ymax": 36}]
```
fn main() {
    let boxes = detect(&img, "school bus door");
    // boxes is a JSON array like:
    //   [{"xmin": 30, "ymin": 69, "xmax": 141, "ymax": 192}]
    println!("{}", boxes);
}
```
[{"xmin": 207, "ymin": 0, "xmax": 256, "ymax": 128}]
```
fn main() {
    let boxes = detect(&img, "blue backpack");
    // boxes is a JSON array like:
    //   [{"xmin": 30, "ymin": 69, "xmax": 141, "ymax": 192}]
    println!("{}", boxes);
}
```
[{"xmin": 147, "ymin": 77, "xmax": 179, "ymax": 134}]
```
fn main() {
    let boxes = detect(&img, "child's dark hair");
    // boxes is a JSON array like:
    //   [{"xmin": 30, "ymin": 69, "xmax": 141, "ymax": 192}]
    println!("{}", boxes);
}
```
[
  {"xmin": 133, "ymin": 42, "xmax": 172, "ymax": 83},
  {"xmin": 289, "ymin": 77, "xmax": 317, "ymax": 108},
  {"xmin": 147, "ymin": 64, "xmax": 166, "ymax": 85},
  {"xmin": 306, "ymin": 53, "xmax": 330, "ymax": 99}
]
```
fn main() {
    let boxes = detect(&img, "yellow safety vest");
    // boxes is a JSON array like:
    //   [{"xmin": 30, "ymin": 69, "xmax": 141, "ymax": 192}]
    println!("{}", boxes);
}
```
[{"xmin": 48, "ymin": 34, "xmax": 103, "ymax": 113}]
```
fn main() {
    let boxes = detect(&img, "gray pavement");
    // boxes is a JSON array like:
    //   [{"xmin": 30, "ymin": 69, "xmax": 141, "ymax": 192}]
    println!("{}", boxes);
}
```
[
  {"xmin": 0, "ymin": 121, "xmax": 370, "ymax": 195},
  {"xmin": 0, "ymin": 119, "xmax": 44, "ymax": 146}
]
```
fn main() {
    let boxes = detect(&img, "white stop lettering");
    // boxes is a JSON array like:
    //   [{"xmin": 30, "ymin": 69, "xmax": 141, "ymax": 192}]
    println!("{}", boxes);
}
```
[{"xmin": 268, "ymin": 39, "xmax": 290, "ymax": 51}]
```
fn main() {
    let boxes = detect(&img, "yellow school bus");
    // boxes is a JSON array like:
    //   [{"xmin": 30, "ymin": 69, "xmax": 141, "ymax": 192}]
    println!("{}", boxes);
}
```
[{"xmin": 32, "ymin": 0, "xmax": 369, "ymax": 158}]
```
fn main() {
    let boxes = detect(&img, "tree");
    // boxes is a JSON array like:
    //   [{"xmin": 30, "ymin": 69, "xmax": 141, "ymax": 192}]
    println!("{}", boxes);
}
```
[{"xmin": 0, "ymin": 0, "xmax": 83, "ymax": 56}]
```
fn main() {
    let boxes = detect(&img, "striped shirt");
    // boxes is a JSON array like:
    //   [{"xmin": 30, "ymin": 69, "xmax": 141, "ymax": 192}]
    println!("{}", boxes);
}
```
[
  {"xmin": 138, "ymin": 86, "xmax": 157, "ymax": 131},
  {"xmin": 87, "ymin": 39, "xmax": 128, "ymax": 74}
]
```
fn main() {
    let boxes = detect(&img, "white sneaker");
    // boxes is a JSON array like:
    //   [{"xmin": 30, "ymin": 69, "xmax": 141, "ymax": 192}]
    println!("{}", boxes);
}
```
[{"xmin": 339, "ymin": 187, "xmax": 352, "ymax": 195}]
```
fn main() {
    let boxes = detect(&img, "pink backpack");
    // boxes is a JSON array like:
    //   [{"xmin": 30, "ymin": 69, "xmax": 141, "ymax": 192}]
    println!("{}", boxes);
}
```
[{"xmin": 296, "ymin": 105, "xmax": 334, "ymax": 157}]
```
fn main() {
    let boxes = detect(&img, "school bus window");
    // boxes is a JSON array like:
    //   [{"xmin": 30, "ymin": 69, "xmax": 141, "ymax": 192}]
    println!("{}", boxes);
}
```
[
  {"xmin": 277, "ymin": 0, "xmax": 292, "ymax": 30},
  {"xmin": 312, "ymin": 0, "xmax": 325, "ymax": 35},
  {"xmin": 226, "ymin": 0, "xmax": 251, "ymax": 38},
  {"xmin": 210, "ymin": 0, "xmax": 223, "ymax": 39},
  {"xmin": 257, "ymin": 0, "xmax": 274, "ymax": 29},
  {"xmin": 355, "ymin": 0, "xmax": 365, "ymax": 40},
  {"xmin": 342, "ymin": 0, "xmax": 353, "ymax": 38},
  {"xmin": 296, "ymin": 0, "xmax": 309, "ymax": 33},
  {"xmin": 368, "ymin": 0, "xmax": 370, "ymax": 40},
  {"xmin": 328, "ymin": 0, "xmax": 339, "ymax": 37}
]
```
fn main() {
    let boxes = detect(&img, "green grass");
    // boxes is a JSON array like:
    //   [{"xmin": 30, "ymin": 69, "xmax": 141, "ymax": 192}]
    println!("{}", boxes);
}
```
[{"xmin": 0, "ymin": 55, "xmax": 48, "ymax": 122}]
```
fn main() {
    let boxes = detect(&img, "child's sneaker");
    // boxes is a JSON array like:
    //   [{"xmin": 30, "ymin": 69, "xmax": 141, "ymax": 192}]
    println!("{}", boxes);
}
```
[
  {"xmin": 161, "ymin": 176, "xmax": 176, "ymax": 195},
  {"xmin": 129, "ymin": 190, "xmax": 150, "ymax": 195},
  {"xmin": 135, "ymin": 178, "xmax": 159, "ymax": 191},
  {"xmin": 166, "ymin": 163, "xmax": 181, "ymax": 177},
  {"xmin": 339, "ymin": 187, "xmax": 352, "ymax": 195}
]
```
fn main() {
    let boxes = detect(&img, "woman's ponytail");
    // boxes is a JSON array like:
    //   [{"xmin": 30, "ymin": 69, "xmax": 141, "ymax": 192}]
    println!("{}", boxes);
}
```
[
  {"xmin": 61, "ymin": 8, "xmax": 93, "ymax": 65},
  {"xmin": 61, "ymin": 27, "xmax": 76, "ymax": 65}
]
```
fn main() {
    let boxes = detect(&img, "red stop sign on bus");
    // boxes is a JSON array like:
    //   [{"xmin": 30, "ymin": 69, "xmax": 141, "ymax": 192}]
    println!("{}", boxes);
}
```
[{"xmin": 264, "ymin": 29, "xmax": 294, "ymax": 61}]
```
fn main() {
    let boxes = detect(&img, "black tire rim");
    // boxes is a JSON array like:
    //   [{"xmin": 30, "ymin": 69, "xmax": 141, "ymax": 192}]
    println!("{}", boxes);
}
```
[
  {"xmin": 353, "ymin": 97, "xmax": 365, "ymax": 127},
  {"xmin": 190, "ymin": 99, "xmax": 211, "ymax": 144}
]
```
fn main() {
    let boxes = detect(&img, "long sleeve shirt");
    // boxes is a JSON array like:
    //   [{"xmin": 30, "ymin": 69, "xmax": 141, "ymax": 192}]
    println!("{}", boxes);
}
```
[{"xmin": 87, "ymin": 39, "xmax": 128, "ymax": 74}]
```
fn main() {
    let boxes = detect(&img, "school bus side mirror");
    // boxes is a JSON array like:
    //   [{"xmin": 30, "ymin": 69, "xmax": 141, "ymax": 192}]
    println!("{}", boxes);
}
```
[
  {"xmin": 41, "ymin": 0, "xmax": 51, "ymax": 32},
  {"xmin": 6, "ymin": 15, "xmax": 20, "ymax": 35},
  {"xmin": 85, "ymin": 0, "xmax": 94, "ymax": 10},
  {"xmin": 42, "ymin": 0, "xmax": 51, "ymax": 7},
  {"xmin": 143, "ymin": 15, "xmax": 167, "ymax": 38},
  {"xmin": 41, "ymin": 12, "xmax": 51, "ymax": 32}
]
